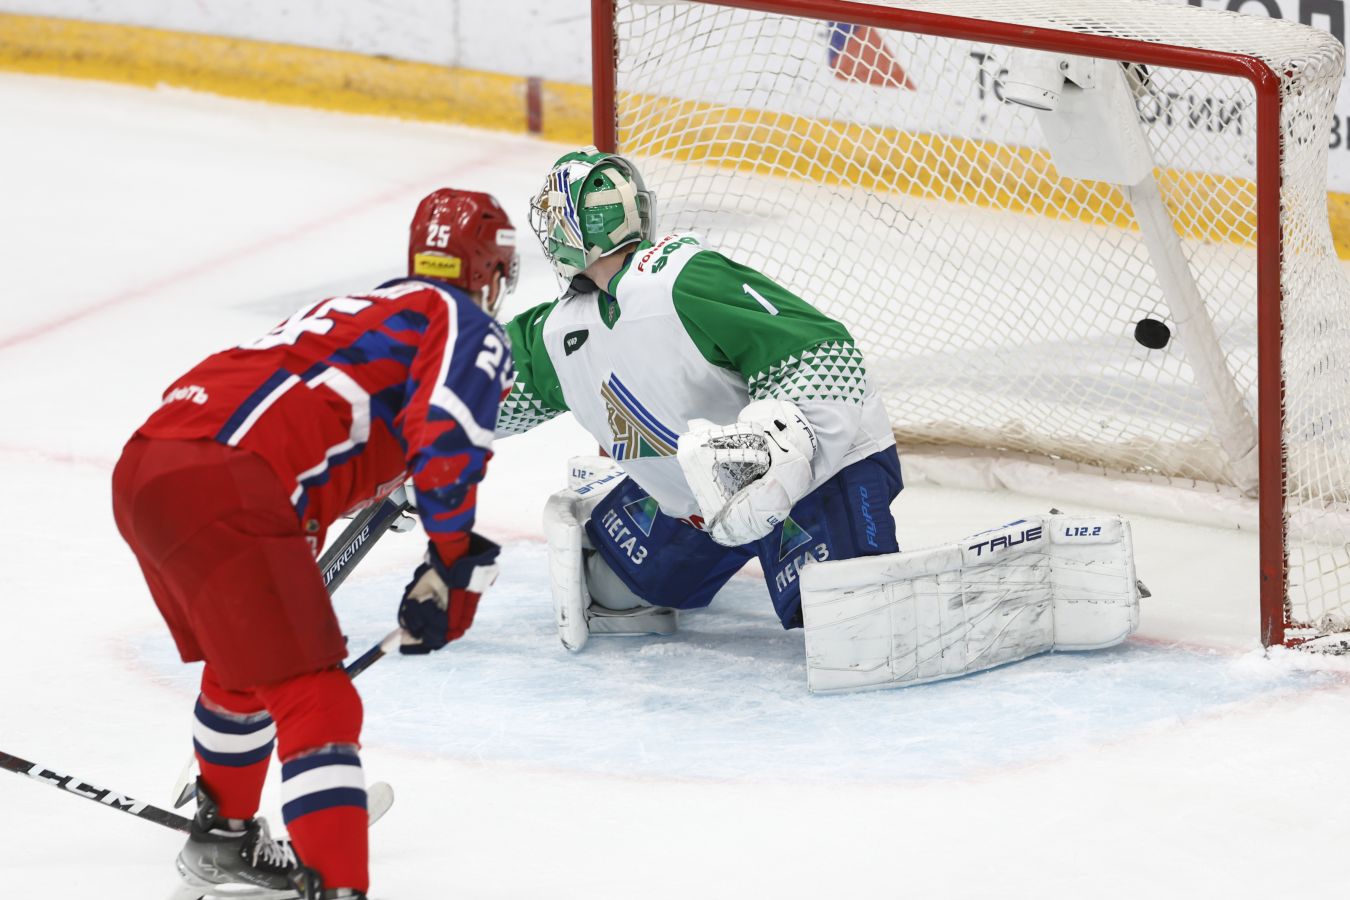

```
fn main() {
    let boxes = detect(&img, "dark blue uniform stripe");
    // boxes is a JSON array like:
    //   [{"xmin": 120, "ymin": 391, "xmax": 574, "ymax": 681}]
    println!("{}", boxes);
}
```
[
  {"xmin": 383, "ymin": 309, "xmax": 430, "ymax": 333},
  {"xmin": 610, "ymin": 375, "xmax": 681, "ymax": 446},
  {"xmin": 213, "ymin": 368, "xmax": 294, "ymax": 443},
  {"xmin": 194, "ymin": 739, "xmax": 274, "ymax": 768},
  {"xmin": 282, "ymin": 787, "xmax": 367, "ymax": 823},
  {"xmin": 280, "ymin": 749, "xmax": 361, "ymax": 779},
  {"xmin": 194, "ymin": 699, "xmax": 274, "ymax": 736}
]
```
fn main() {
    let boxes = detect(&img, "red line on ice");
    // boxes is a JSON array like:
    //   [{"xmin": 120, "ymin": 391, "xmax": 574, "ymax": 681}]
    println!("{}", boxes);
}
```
[{"xmin": 0, "ymin": 152, "xmax": 511, "ymax": 353}]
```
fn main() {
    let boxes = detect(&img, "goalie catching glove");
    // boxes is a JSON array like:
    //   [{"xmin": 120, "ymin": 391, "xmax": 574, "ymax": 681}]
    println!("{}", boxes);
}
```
[
  {"xmin": 397, "ymin": 533, "xmax": 501, "ymax": 654},
  {"xmin": 677, "ymin": 398, "xmax": 818, "ymax": 547}
]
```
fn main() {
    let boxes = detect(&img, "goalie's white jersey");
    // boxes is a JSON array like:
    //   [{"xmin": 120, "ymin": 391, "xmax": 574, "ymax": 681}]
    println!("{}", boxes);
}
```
[{"xmin": 498, "ymin": 233, "xmax": 894, "ymax": 519}]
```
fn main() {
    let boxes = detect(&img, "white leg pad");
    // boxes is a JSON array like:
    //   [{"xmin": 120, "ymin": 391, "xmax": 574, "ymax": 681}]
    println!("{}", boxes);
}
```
[
  {"xmin": 800, "ymin": 515, "xmax": 1140, "ymax": 693},
  {"xmin": 567, "ymin": 454, "xmax": 622, "ymax": 489},
  {"xmin": 544, "ymin": 461, "xmax": 677, "ymax": 652},
  {"xmin": 544, "ymin": 487, "xmax": 595, "ymax": 652}
]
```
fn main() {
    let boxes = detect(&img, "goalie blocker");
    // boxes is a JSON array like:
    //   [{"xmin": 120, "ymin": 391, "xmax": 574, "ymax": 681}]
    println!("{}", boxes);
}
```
[{"xmin": 800, "ymin": 514, "xmax": 1141, "ymax": 693}]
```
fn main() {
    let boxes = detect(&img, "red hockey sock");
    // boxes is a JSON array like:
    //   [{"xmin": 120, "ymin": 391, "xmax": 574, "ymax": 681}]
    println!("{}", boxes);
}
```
[
  {"xmin": 257, "ymin": 668, "xmax": 368, "ymax": 893},
  {"xmin": 195, "ymin": 665, "xmax": 273, "ymax": 821},
  {"xmin": 285, "ymin": 805, "xmax": 369, "ymax": 892}
]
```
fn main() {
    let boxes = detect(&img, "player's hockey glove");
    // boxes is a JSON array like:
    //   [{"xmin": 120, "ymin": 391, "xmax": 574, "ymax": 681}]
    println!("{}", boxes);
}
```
[
  {"xmin": 397, "ymin": 533, "xmax": 501, "ymax": 654},
  {"xmin": 678, "ymin": 399, "xmax": 817, "ymax": 547}
]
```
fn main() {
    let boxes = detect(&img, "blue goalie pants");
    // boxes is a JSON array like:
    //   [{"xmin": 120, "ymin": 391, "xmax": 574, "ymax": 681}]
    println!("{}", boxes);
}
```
[{"xmin": 584, "ymin": 447, "xmax": 902, "ymax": 629}]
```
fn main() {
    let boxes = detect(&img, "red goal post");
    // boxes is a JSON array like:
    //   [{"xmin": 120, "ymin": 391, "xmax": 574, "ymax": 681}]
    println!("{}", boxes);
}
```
[{"xmin": 590, "ymin": 0, "xmax": 1350, "ymax": 649}]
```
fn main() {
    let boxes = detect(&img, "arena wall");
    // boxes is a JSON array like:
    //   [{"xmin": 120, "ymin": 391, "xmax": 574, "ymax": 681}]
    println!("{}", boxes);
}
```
[{"xmin": 4, "ymin": 0, "xmax": 1348, "ymax": 253}]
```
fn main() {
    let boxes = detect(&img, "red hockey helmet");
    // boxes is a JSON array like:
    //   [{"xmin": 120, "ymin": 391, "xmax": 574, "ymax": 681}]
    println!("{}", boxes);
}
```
[{"xmin": 408, "ymin": 188, "xmax": 519, "ymax": 317}]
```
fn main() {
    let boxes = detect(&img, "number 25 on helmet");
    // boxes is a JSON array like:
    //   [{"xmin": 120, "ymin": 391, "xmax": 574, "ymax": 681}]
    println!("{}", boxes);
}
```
[{"xmin": 409, "ymin": 188, "xmax": 520, "ymax": 317}]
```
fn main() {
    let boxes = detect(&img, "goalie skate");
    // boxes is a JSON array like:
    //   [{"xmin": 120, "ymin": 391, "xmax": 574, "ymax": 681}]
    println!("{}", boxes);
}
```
[{"xmin": 586, "ymin": 601, "xmax": 678, "ymax": 637}]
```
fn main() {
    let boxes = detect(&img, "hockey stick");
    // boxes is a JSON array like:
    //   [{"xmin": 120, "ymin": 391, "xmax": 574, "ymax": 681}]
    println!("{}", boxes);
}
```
[
  {"xmin": 1, "ymin": 749, "xmax": 396, "ymax": 835},
  {"xmin": 344, "ymin": 626, "xmax": 407, "ymax": 679},
  {"xmin": 1, "ymin": 750, "xmax": 192, "ymax": 833},
  {"xmin": 321, "ymin": 487, "xmax": 416, "ymax": 592},
  {"xmin": 5, "ymin": 495, "xmax": 418, "ymax": 831}
]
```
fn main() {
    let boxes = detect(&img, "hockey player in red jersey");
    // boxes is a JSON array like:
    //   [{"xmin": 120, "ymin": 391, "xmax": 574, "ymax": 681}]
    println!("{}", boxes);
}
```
[{"xmin": 112, "ymin": 188, "xmax": 518, "ymax": 900}]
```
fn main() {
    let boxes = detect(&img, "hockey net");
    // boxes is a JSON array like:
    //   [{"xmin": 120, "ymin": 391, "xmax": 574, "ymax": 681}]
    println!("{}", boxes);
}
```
[{"xmin": 593, "ymin": 0, "xmax": 1350, "ymax": 647}]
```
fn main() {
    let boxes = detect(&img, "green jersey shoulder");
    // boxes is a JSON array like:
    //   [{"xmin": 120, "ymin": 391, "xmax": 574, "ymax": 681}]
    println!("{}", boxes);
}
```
[
  {"xmin": 496, "ymin": 233, "xmax": 870, "ymax": 439},
  {"xmin": 497, "ymin": 299, "xmax": 568, "ymax": 434},
  {"xmin": 616, "ymin": 234, "xmax": 863, "ymax": 400}
]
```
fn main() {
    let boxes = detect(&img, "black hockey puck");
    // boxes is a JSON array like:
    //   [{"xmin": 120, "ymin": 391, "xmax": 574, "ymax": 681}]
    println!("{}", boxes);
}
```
[{"xmin": 1134, "ymin": 317, "xmax": 1171, "ymax": 349}]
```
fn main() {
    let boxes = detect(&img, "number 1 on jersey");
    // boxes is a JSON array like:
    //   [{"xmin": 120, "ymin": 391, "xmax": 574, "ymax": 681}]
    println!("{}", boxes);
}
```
[{"xmin": 743, "ymin": 283, "xmax": 780, "ymax": 316}]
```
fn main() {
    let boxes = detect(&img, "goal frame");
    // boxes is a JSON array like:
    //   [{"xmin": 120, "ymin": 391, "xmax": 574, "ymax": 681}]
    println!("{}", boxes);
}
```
[{"xmin": 589, "ymin": 0, "xmax": 1289, "ymax": 645}]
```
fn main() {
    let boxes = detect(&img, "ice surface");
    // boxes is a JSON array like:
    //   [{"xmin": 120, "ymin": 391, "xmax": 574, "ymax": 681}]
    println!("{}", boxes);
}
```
[
  {"xmin": 3, "ymin": 73, "xmax": 1350, "ymax": 899},
  {"xmin": 132, "ymin": 549, "xmax": 1339, "ymax": 783}
]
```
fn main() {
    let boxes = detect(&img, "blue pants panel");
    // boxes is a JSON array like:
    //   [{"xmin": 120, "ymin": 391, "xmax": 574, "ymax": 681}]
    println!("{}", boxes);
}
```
[
  {"xmin": 752, "ymin": 446, "xmax": 902, "ymax": 627},
  {"xmin": 586, "ymin": 447, "xmax": 903, "ymax": 629},
  {"xmin": 585, "ymin": 480, "xmax": 753, "ymax": 610}
]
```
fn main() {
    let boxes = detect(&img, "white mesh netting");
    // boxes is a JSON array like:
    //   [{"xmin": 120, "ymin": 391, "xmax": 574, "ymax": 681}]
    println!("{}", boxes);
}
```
[{"xmin": 606, "ymin": 0, "xmax": 1350, "ymax": 643}]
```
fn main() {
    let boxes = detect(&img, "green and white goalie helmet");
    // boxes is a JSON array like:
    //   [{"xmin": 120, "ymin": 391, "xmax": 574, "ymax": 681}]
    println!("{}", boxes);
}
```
[{"xmin": 529, "ymin": 147, "xmax": 656, "ymax": 281}]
